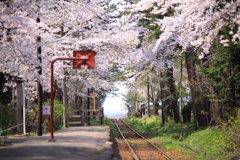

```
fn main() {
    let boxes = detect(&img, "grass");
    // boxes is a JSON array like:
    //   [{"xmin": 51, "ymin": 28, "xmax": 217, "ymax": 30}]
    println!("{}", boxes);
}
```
[
  {"xmin": 0, "ymin": 142, "xmax": 5, "ymax": 146},
  {"xmin": 94, "ymin": 147, "xmax": 106, "ymax": 155},
  {"xmin": 101, "ymin": 118, "xmax": 115, "ymax": 141},
  {"xmin": 124, "ymin": 116, "xmax": 238, "ymax": 160}
]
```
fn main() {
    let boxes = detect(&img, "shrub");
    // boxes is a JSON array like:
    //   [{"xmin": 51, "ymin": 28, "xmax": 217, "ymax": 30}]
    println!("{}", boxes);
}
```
[
  {"xmin": 221, "ymin": 109, "xmax": 240, "ymax": 150},
  {"xmin": 43, "ymin": 99, "xmax": 74, "ymax": 131},
  {"xmin": 27, "ymin": 100, "xmax": 74, "ymax": 133},
  {"xmin": 0, "ymin": 103, "xmax": 17, "ymax": 130}
]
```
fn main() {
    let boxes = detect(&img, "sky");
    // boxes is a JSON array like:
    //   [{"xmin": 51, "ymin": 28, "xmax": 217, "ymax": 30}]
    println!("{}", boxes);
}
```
[
  {"xmin": 103, "ymin": 0, "xmax": 128, "ymax": 118},
  {"xmin": 103, "ymin": 84, "xmax": 128, "ymax": 118}
]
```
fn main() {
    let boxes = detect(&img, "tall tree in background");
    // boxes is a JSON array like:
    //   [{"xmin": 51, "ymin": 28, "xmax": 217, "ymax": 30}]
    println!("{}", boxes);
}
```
[
  {"xmin": 122, "ymin": 1, "xmax": 180, "ymax": 122},
  {"xmin": 125, "ymin": 0, "xmax": 240, "ymax": 126},
  {"xmin": 202, "ymin": 24, "xmax": 240, "ymax": 120},
  {"xmin": 123, "ymin": 90, "xmax": 136, "ymax": 117},
  {"xmin": 0, "ymin": 0, "xmax": 143, "ymax": 129}
]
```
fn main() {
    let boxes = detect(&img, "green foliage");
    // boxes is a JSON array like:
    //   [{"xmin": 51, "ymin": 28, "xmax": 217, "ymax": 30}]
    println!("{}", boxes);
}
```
[
  {"xmin": 103, "ymin": 118, "xmax": 115, "ymax": 141},
  {"xmin": 26, "ymin": 100, "xmax": 74, "ymax": 133},
  {"xmin": 173, "ymin": 54, "xmax": 189, "ymax": 99},
  {"xmin": 183, "ymin": 128, "xmax": 233, "ymax": 159},
  {"xmin": 0, "ymin": 129, "xmax": 8, "ymax": 136},
  {"xmin": 0, "ymin": 74, "xmax": 12, "ymax": 105},
  {"xmin": 201, "ymin": 23, "xmax": 240, "ymax": 111},
  {"xmin": 42, "ymin": 100, "xmax": 65, "ymax": 131},
  {"xmin": 138, "ymin": 6, "xmax": 174, "ymax": 42},
  {"xmin": 123, "ymin": 90, "xmax": 136, "ymax": 106},
  {"xmin": 103, "ymin": 117, "xmax": 112, "ymax": 125},
  {"xmin": 0, "ymin": 73, "xmax": 15, "ymax": 130},
  {"xmin": 160, "ymin": 141, "xmax": 184, "ymax": 150},
  {"xmin": 109, "ymin": 63, "xmax": 126, "ymax": 81},
  {"xmin": 0, "ymin": 103, "xmax": 17, "ymax": 130},
  {"xmin": 43, "ymin": 99, "xmax": 74, "ymax": 131},
  {"xmin": 125, "ymin": 117, "xmax": 237, "ymax": 159},
  {"xmin": 220, "ymin": 109, "xmax": 240, "ymax": 150}
]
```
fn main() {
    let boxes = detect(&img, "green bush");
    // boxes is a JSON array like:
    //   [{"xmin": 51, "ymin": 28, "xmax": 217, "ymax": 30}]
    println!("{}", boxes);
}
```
[
  {"xmin": 104, "ymin": 118, "xmax": 115, "ymax": 141},
  {"xmin": 43, "ymin": 99, "xmax": 74, "ymax": 131},
  {"xmin": 26, "ymin": 100, "xmax": 74, "ymax": 133},
  {"xmin": 0, "ymin": 103, "xmax": 17, "ymax": 130},
  {"xmin": 183, "ymin": 128, "xmax": 232, "ymax": 159},
  {"xmin": 221, "ymin": 109, "xmax": 240, "ymax": 150},
  {"xmin": 103, "ymin": 117, "xmax": 111, "ymax": 125}
]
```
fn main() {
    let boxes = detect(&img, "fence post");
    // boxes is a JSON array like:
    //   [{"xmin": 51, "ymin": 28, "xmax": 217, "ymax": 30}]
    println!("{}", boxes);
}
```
[
  {"xmin": 100, "ymin": 107, "xmax": 104, "ymax": 125},
  {"xmin": 79, "ymin": 109, "xmax": 83, "ymax": 126},
  {"xmin": 62, "ymin": 77, "xmax": 68, "ymax": 128}
]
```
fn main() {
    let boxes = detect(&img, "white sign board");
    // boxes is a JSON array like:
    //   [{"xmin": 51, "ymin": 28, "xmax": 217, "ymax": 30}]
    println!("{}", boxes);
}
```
[{"xmin": 42, "ymin": 106, "xmax": 50, "ymax": 115}]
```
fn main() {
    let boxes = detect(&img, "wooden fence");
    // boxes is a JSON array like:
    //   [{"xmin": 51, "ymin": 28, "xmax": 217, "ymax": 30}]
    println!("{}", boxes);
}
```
[{"xmin": 79, "ymin": 107, "xmax": 104, "ymax": 125}]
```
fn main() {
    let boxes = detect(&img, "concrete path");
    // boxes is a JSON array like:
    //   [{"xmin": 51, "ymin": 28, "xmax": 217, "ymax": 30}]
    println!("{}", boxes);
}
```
[{"xmin": 0, "ymin": 126, "xmax": 113, "ymax": 160}]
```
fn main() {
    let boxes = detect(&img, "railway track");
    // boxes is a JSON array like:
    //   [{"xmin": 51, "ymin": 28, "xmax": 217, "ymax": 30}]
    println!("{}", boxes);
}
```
[{"xmin": 114, "ymin": 119, "xmax": 174, "ymax": 160}]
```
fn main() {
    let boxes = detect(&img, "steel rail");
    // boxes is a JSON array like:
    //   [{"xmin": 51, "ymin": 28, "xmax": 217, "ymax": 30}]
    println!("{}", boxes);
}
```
[
  {"xmin": 122, "ymin": 119, "xmax": 175, "ymax": 160},
  {"xmin": 114, "ymin": 119, "xmax": 140, "ymax": 160}
]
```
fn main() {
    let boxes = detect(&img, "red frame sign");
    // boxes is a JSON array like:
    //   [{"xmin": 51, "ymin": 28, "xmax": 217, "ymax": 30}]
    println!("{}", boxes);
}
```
[{"xmin": 73, "ymin": 50, "xmax": 96, "ymax": 69}]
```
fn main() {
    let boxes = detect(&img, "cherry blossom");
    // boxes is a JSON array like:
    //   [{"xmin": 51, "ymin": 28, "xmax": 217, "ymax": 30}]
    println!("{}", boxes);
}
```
[{"xmin": 0, "ymin": 0, "xmax": 142, "ymax": 100}]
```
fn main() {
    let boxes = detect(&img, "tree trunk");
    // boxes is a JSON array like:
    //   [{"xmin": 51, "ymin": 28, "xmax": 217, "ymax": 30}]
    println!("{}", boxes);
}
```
[
  {"xmin": 153, "ymin": 91, "xmax": 160, "ymax": 116},
  {"xmin": 54, "ymin": 81, "xmax": 62, "ymax": 102},
  {"xmin": 160, "ymin": 75, "xmax": 167, "ymax": 124},
  {"xmin": 196, "ymin": 97, "xmax": 211, "ymax": 126},
  {"xmin": 153, "ymin": 101, "xmax": 160, "ymax": 116},
  {"xmin": 160, "ymin": 71, "xmax": 172, "ymax": 123},
  {"xmin": 166, "ymin": 67, "xmax": 181, "ymax": 123},
  {"xmin": 74, "ymin": 93, "xmax": 82, "ymax": 109},
  {"xmin": 185, "ymin": 51, "xmax": 210, "ymax": 127},
  {"xmin": 182, "ymin": 104, "xmax": 192, "ymax": 123}
]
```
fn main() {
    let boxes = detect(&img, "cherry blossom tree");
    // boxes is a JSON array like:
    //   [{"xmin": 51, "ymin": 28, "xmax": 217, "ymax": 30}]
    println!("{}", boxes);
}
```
[
  {"xmin": 123, "ymin": 0, "xmax": 240, "ymax": 124},
  {"xmin": 125, "ymin": 0, "xmax": 240, "ymax": 60},
  {"xmin": 0, "ymin": 0, "xmax": 142, "ymax": 104}
]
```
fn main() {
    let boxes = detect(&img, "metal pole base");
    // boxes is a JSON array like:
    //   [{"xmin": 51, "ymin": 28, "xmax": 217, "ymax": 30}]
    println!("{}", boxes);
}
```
[{"xmin": 48, "ymin": 139, "xmax": 57, "ymax": 142}]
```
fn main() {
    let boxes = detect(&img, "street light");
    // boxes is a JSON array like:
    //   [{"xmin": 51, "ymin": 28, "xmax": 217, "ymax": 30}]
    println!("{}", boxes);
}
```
[
  {"xmin": 49, "ymin": 57, "xmax": 88, "ymax": 142},
  {"xmin": 79, "ymin": 57, "xmax": 89, "ymax": 69},
  {"xmin": 49, "ymin": 50, "xmax": 96, "ymax": 142}
]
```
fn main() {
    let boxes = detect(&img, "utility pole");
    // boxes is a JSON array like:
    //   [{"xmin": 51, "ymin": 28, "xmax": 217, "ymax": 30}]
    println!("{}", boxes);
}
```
[
  {"xmin": 17, "ymin": 80, "xmax": 24, "ymax": 135},
  {"xmin": 60, "ymin": 23, "xmax": 68, "ymax": 128},
  {"xmin": 37, "ymin": 17, "xmax": 43, "ymax": 136},
  {"xmin": 23, "ymin": 83, "xmax": 26, "ymax": 134},
  {"xmin": 87, "ymin": 88, "xmax": 91, "ymax": 125}
]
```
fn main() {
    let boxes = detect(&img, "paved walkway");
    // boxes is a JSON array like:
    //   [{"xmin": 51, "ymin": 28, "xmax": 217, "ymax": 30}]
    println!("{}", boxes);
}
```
[{"xmin": 0, "ymin": 126, "xmax": 113, "ymax": 160}]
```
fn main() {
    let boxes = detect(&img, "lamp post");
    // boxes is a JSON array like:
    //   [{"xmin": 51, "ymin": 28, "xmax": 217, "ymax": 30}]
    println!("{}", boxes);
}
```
[{"xmin": 49, "ymin": 57, "xmax": 88, "ymax": 142}]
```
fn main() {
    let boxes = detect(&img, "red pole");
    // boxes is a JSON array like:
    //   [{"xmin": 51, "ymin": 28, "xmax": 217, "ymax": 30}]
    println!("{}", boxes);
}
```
[{"xmin": 49, "ymin": 57, "xmax": 88, "ymax": 141}]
